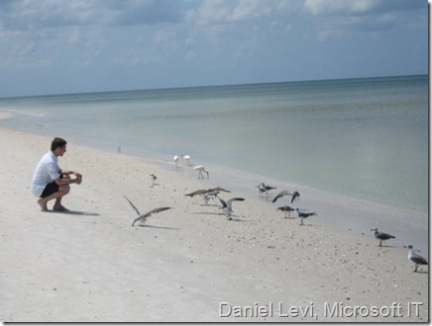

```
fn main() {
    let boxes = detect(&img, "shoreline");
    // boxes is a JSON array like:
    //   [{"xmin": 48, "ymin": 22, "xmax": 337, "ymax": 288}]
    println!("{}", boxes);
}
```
[
  {"xmin": 108, "ymin": 140, "xmax": 428, "ymax": 254},
  {"xmin": 0, "ymin": 127, "xmax": 428, "ymax": 322}
]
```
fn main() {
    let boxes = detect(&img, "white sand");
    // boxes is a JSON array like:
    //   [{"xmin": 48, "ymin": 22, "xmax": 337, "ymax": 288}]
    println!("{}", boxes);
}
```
[{"xmin": 0, "ymin": 127, "xmax": 428, "ymax": 322}]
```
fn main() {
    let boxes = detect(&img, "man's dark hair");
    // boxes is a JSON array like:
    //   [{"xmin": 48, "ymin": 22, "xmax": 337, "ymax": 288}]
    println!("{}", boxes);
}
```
[{"xmin": 51, "ymin": 137, "xmax": 67, "ymax": 151}]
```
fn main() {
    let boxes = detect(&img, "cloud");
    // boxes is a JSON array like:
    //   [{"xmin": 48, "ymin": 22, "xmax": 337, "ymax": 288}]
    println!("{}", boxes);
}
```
[
  {"xmin": 0, "ymin": 0, "xmax": 186, "ymax": 31},
  {"xmin": 303, "ymin": 0, "xmax": 424, "ymax": 16},
  {"xmin": 0, "ymin": 0, "xmax": 427, "ymax": 96},
  {"xmin": 186, "ymin": 0, "xmax": 298, "ymax": 24},
  {"xmin": 302, "ymin": 0, "xmax": 426, "ymax": 40}
]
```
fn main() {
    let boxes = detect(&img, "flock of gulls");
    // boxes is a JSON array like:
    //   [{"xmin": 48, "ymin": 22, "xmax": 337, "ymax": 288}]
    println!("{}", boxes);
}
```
[{"xmin": 121, "ymin": 153, "xmax": 428, "ymax": 274}]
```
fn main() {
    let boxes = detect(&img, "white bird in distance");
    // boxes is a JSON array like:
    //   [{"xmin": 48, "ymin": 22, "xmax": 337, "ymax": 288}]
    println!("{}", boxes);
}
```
[{"xmin": 193, "ymin": 165, "xmax": 209, "ymax": 179}]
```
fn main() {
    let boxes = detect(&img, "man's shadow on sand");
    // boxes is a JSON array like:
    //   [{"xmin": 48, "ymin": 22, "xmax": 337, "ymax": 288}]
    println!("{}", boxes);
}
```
[{"xmin": 47, "ymin": 210, "xmax": 100, "ymax": 217}]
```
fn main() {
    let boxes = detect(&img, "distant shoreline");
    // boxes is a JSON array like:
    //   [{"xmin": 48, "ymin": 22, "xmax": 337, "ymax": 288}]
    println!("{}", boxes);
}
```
[{"xmin": 0, "ymin": 73, "xmax": 427, "ymax": 100}]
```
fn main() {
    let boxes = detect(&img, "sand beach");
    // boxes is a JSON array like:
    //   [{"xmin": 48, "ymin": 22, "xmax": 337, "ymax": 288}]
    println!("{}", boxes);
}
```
[{"xmin": 0, "ymin": 127, "xmax": 428, "ymax": 322}]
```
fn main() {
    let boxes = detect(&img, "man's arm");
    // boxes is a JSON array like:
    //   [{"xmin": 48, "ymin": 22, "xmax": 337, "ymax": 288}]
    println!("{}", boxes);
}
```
[{"xmin": 55, "ymin": 170, "xmax": 82, "ymax": 185}]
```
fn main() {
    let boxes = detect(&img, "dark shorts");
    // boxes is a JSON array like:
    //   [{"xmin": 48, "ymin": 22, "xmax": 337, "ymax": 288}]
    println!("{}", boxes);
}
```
[{"xmin": 40, "ymin": 181, "xmax": 59, "ymax": 198}]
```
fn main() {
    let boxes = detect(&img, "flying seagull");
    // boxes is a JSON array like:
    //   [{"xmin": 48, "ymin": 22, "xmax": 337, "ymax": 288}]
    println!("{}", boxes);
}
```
[
  {"xmin": 185, "ymin": 187, "xmax": 231, "ymax": 205},
  {"xmin": 370, "ymin": 228, "xmax": 396, "ymax": 247},
  {"xmin": 296, "ymin": 208, "xmax": 317, "ymax": 225},
  {"xmin": 185, "ymin": 189, "xmax": 210, "ymax": 197},
  {"xmin": 219, "ymin": 197, "xmax": 245, "ymax": 220},
  {"xmin": 278, "ymin": 205, "xmax": 296, "ymax": 218},
  {"xmin": 405, "ymin": 245, "xmax": 428, "ymax": 272},
  {"xmin": 124, "ymin": 195, "xmax": 171, "ymax": 227},
  {"xmin": 272, "ymin": 190, "xmax": 300, "ymax": 203}
]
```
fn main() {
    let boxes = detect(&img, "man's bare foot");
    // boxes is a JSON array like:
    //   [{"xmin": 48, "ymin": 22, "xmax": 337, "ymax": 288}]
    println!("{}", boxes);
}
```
[{"xmin": 37, "ymin": 199, "xmax": 48, "ymax": 212}]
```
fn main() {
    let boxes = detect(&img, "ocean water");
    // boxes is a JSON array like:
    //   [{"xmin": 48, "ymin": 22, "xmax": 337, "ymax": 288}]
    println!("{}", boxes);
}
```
[{"xmin": 0, "ymin": 75, "xmax": 428, "ymax": 215}]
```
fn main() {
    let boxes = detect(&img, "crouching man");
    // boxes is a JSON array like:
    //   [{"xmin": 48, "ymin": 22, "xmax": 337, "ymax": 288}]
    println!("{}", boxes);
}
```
[{"xmin": 31, "ymin": 137, "xmax": 82, "ymax": 212}]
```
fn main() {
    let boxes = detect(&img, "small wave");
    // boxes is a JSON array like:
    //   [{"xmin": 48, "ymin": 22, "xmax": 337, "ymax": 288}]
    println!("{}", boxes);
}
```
[{"xmin": 0, "ymin": 112, "xmax": 14, "ymax": 120}]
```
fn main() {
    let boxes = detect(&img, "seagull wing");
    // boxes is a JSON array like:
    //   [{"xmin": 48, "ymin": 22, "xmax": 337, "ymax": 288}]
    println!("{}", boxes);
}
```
[
  {"xmin": 378, "ymin": 232, "xmax": 395, "ymax": 240},
  {"xmin": 185, "ymin": 189, "xmax": 208, "ymax": 197},
  {"xmin": 142, "ymin": 206, "xmax": 172, "ymax": 217},
  {"xmin": 219, "ymin": 198, "xmax": 227, "ymax": 208},
  {"xmin": 131, "ymin": 207, "xmax": 170, "ymax": 226},
  {"xmin": 411, "ymin": 254, "xmax": 428, "ymax": 265},
  {"xmin": 272, "ymin": 190, "xmax": 290, "ymax": 203},
  {"xmin": 124, "ymin": 195, "xmax": 141, "ymax": 216},
  {"xmin": 210, "ymin": 187, "xmax": 231, "ymax": 193},
  {"xmin": 291, "ymin": 191, "xmax": 300, "ymax": 203},
  {"xmin": 227, "ymin": 197, "xmax": 245, "ymax": 206}
]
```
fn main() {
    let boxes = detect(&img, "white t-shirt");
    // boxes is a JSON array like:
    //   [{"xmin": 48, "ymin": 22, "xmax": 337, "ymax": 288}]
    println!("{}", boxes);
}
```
[{"xmin": 31, "ymin": 151, "xmax": 61, "ymax": 197}]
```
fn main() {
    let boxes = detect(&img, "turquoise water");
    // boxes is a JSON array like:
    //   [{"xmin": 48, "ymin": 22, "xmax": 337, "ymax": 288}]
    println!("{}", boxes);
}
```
[{"xmin": 0, "ymin": 75, "xmax": 428, "ymax": 213}]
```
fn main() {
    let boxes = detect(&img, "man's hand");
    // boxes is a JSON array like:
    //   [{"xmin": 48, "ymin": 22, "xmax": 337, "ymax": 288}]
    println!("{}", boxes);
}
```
[{"xmin": 75, "ymin": 174, "xmax": 82, "ymax": 185}]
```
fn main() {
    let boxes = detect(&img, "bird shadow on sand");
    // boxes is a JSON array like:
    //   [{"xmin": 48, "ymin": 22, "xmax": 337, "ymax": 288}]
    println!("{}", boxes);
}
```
[
  {"xmin": 193, "ymin": 211, "xmax": 251, "ymax": 222},
  {"xmin": 413, "ymin": 269, "xmax": 429, "ymax": 274},
  {"xmin": 414, "ymin": 269, "xmax": 428, "ymax": 274},
  {"xmin": 136, "ymin": 225, "xmax": 180, "ymax": 230},
  {"xmin": 228, "ymin": 218, "xmax": 249, "ymax": 223},
  {"xmin": 377, "ymin": 244, "xmax": 399, "ymax": 249},
  {"xmin": 47, "ymin": 210, "xmax": 100, "ymax": 217}
]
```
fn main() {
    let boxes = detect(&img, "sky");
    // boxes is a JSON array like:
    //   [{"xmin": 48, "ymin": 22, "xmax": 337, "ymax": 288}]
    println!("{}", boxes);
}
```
[{"xmin": 0, "ymin": 0, "xmax": 428, "ymax": 97}]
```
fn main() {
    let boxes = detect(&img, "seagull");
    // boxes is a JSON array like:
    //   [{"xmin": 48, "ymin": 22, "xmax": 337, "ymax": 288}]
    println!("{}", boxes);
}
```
[
  {"xmin": 370, "ymin": 228, "xmax": 396, "ymax": 247},
  {"xmin": 185, "ymin": 189, "xmax": 210, "ymax": 197},
  {"xmin": 405, "ymin": 245, "xmax": 428, "ymax": 272},
  {"xmin": 278, "ymin": 205, "xmax": 295, "ymax": 218},
  {"xmin": 185, "ymin": 187, "xmax": 231, "ymax": 205},
  {"xmin": 219, "ymin": 197, "xmax": 245, "ymax": 220},
  {"xmin": 173, "ymin": 155, "xmax": 179, "ymax": 168},
  {"xmin": 208, "ymin": 186, "xmax": 231, "ymax": 194},
  {"xmin": 296, "ymin": 208, "xmax": 316, "ymax": 225},
  {"xmin": 193, "ymin": 165, "xmax": 209, "ymax": 179},
  {"xmin": 184, "ymin": 187, "xmax": 230, "ymax": 197},
  {"xmin": 124, "ymin": 195, "xmax": 171, "ymax": 227},
  {"xmin": 256, "ymin": 183, "xmax": 277, "ymax": 197},
  {"xmin": 272, "ymin": 190, "xmax": 300, "ymax": 203},
  {"xmin": 150, "ymin": 174, "xmax": 157, "ymax": 187}
]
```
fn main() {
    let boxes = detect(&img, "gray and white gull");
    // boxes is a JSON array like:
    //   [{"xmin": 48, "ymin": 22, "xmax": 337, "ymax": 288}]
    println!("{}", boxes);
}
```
[
  {"xmin": 278, "ymin": 205, "xmax": 295, "ymax": 218},
  {"xmin": 219, "ymin": 197, "xmax": 245, "ymax": 220},
  {"xmin": 370, "ymin": 228, "xmax": 396, "ymax": 247},
  {"xmin": 272, "ymin": 190, "xmax": 300, "ymax": 203},
  {"xmin": 124, "ymin": 195, "xmax": 171, "ymax": 227},
  {"xmin": 296, "ymin": 208, "xmax": 317, "ymax": 225},
  {"xmin": 405, "ymin": 245, "xmax": 428, "ymax": 272},
  {"xmin": 256, "ymin": 183, "xmax": 277, "ymax": 197}
]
